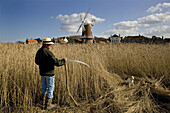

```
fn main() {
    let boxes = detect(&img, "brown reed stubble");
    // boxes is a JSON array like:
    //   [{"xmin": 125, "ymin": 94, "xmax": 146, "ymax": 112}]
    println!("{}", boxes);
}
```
[{"xmin": 0, "ymin": 43, "xmax": 169, "ymax": 112}]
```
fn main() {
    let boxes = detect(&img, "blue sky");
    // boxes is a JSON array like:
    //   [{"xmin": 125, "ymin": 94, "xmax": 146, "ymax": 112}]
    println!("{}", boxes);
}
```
[{"xmin": 0, "ymin": 0, "xmax": 170, "ymax": 42}]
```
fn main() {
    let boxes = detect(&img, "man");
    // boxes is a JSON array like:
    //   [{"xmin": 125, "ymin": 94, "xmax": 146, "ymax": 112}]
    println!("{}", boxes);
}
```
[{"xmin": 35, "ymin": 38, "xmax": 67, "ymax": 109}]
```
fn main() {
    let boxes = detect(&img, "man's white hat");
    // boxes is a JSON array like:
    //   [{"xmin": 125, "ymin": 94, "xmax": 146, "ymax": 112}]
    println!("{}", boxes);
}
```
[{"xmin": 43, "ymin": 38, "xmax": 54, "ymax": 45}]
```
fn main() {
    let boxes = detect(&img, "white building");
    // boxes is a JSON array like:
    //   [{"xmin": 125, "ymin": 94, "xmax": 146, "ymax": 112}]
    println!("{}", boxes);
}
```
[{"xmin": 110, "ymin": 34, "xmax": 122, "ymax": 43}]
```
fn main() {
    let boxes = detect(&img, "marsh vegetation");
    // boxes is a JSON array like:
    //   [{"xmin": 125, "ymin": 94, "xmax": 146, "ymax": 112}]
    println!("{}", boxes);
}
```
[{"xmin": 0, "ymin": 43, "xmax": 170, "ymax": 112}]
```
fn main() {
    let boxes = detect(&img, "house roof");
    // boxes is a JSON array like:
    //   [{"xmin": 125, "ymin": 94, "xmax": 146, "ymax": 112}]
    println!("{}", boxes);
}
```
[
  {"xmin": 26, "ymin": 39, "xmax": 38, "ymax": 43},
  {"xmin": 164, "ymin": 38, "xmax": 170, "ymax": 42},
  {"xmin": 111, "ymin": 34, "xmax": 119, "ymax": 37},
  {"xmin": 56, "ymin": 35, "xmax": 81, "ymax": 40},
  {"xmin": 94, "ymin": 37, "xmax": 108, "ymax": 41},
  {"xmin": 164, "ymin": 38, "xmax": 170, "ymax": 40},
  {"xmin": 124, "ymin": 36, "xmax": 149, "ymax": 40}
]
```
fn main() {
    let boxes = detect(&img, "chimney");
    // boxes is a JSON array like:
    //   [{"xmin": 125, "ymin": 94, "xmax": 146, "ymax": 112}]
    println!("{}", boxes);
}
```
[{"xmin": 121, "ymin": 37, "xmax": 123, "ymax": 42}]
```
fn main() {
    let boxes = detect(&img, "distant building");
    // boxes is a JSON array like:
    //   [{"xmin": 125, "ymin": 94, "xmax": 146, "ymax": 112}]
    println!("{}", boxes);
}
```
[
  {"xmin": 109, "ymin": 34, "xmax": 122, "ymax": 43},
  {"xmin": 53, "ymin": 35, "xmax": 82, "ymax": 44},
  {"xmin": 26, "ymin": 39, "xmax": 38, "ymax": 44},
  {"xmin": 151, "ymin": 36, "xmax": 164, "ymax": 44},
  {"xmin": 123, "ymin": 35, "xmax": 150, "ymax": 43},
  {"xmin": 94, "ymin": 37, "xmax": 110, "ymax": 44},
  {"xmin": 34, "ymin": 38, "xmax": 42, "ymax": 43},
  {"xmin": 68, "ymin": 35, "xmax": 82, "ymax": 44},
  {"xmin": 53, "ymin": 37, "xmax": 68, "ymax": 44},
  {"xmin": 164, "ymin": 38, "xmax": 170, "ymax": 43}
]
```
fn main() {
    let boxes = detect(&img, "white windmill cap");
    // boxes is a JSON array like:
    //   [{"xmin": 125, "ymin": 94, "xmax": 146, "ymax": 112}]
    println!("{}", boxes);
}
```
[{"xmin": 43, "ymin": 38, "xmax": 54, "ymax": 45}]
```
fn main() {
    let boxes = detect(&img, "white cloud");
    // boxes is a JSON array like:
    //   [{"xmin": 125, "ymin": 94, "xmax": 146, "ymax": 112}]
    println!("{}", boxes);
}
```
[
  {"xmin": 143, "ymin": 25, "xmax": 170, "ymax": 37},
  {"xmin": 102, "ymin": 8, "xmax": 170, "ymax": 37},
  {"xmin": 147, "ymin": 2, "xmax": 170, "ymax": 13},
  {"xmin": 138, "ymin": 11, "xmax": 170, "ymax": 25},
  {"xmin": 55, "ymin": 2, "xmax": 170, "ymax": 38},
  {"xmin": 113, "ymin": 21, "xmax": 138, "ymax": 29},
  {"xmin": 111, "ymin": 11, "xmax": 170, "ymax": 28},
  {"xmin": 147, "ymin": 3, "xmax": 163, "ymax": 13},
  {"xmin": 60, "ymin": 25, "xmax": 78, "ymax": 33},
  {"xmin": 102, "ymin": 28, "xmax": 138, "ymax": 37},
  {"xmin": 103, "ymin": 21, "xmax": 139, "ymax": 36},
  {"xmin": 56, "ymin": 13, "xmax": 105, "ymax": 34}
]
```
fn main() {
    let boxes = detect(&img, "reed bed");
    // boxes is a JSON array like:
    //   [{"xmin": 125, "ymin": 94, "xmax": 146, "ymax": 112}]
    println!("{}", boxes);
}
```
[{"xmin": 0, "ymin": 43, "xmax": 169, "ymax": 112}]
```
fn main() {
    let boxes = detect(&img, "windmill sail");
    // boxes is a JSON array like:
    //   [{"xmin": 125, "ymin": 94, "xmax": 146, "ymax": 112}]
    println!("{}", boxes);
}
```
[
  {"xmin": 76, "ymin": 8, "xmax": 90, "ymax": 34},
  {"xmin": 77, "ymin": 24, "xmax": 83, "ymax": 34},
  {"xmin": 83, "ymin": 8, "xmax": 90, "ymax": 20}
]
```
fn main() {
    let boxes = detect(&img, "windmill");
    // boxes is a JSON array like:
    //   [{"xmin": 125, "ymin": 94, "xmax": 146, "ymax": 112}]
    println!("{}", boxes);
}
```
[{"xmin": 76, "ymin": 8, "xmax": 95, "ymax": 43}]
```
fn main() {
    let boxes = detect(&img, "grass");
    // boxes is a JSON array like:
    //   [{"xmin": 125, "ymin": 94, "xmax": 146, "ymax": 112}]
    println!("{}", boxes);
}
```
[{"xmin": 0, "ymin": 43, "xmax": 170, "ymax": 112}]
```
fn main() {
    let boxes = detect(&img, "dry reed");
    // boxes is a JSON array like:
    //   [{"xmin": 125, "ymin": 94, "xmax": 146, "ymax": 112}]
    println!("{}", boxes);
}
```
[{"xmin": 0, "ymin": 43, "xmax": 169, "ymax": 112}]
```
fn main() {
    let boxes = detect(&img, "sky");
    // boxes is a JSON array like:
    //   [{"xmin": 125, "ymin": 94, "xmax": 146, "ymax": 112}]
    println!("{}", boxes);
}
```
[{"xmin": 0, "ymin": 0, "xmax": 170, "ymax": 42}]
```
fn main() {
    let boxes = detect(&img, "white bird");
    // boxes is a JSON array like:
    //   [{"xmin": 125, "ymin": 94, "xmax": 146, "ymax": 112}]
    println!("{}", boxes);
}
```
[{"xmin": 125, "ymin": 76, "xmax": 134, "ymax": 85}]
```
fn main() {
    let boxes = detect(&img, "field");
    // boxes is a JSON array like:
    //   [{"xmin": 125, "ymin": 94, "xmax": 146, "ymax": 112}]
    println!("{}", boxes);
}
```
[{"xmin": 0, "ymin": 43, "xmax": 170, "ymax": 113}]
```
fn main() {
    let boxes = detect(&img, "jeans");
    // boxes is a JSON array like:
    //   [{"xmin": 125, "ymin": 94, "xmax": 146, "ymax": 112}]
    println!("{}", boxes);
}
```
[{"xmin": 41, "ymin": 76, "xmax": 55, "ymax": 98}]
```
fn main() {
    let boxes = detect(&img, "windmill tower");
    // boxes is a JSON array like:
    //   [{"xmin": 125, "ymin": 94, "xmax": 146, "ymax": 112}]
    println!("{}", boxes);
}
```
[{"xmin": 77, "ymin": 8, "xmax": 95, "ymax": 43}]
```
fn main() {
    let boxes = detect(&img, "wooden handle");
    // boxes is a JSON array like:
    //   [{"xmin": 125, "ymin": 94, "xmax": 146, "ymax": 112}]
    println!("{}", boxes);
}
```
[{"xmin": 64, "ymin": 64, "xmax": 78, "ymax": 106}]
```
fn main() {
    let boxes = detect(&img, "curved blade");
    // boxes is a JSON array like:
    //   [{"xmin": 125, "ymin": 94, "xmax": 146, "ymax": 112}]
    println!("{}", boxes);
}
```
[
  {"xmin": 67, "ymin": 59, "xmax": 90, "ymax": 68},
  {"xmin": 77, "ymin": 24, "xmax": 83, "ymax": 34}
]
